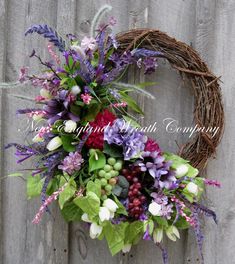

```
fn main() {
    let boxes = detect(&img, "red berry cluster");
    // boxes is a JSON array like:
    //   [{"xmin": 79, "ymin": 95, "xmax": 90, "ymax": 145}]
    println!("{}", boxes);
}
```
[{"xmin": 121, "ymin": 167, "xmax": 146, "ymax": 219}]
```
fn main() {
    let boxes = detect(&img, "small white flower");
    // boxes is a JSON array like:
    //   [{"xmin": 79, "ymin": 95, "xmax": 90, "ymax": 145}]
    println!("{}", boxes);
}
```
[
  {"xmin": 40, "ymin": 88, "xmax": 51, "ymax": 99},
  {"xmin": 175, "ymin": 164, "xmax": 189, "ymax": 177},
  {"xmin": 148, "ymin": 201, "xmax": 162, "ymax": 216},
  {"xmin": 46, "ymin": 136, "xmax": 62, "ymax": 151},
  {"xmin": 81, "ymin": 213, "xmax": 92, "ymax": 223},
  {"xmin": 99, "ymin": 207, "xmax": 111, "ymax": 222},
  {"xmin": 186, "ymin": 182, "xmax": 199, "ymax": 196},
  {"xmin": 71, "ymin": 85, "xmax": 81, "ymax": 95},
  {"xmin": 122, "ymin": 244, "xmax": 132, "ymax": 253},
  {"xmin": 32, "ymin": 134, "xmax": 44, "ymax": 143},
  {"xmin": 89, "ymin": 222, "xmax": 103, "ymax": 239},
  {"xmin": 103, "ymin": 198, "xmax": 118, "ymax": 213},
  {"xmin": 64, "ymin": 120, "xmax": 77, "ymax": 133}
]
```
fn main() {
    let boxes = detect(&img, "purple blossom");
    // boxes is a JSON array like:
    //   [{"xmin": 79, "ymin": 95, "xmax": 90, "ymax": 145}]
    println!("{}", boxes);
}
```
[
  {"xmin": 143, "ymin": 57, "xmax": 158, "ymax": 74},
  {"xmin": 58, "ymin": 151, "xmax": 84, "ymax": 175},
  {"xmin": 109, "ymin": 88, "xmax": 121, "ymax": 99},
  {"xmin": 151, "ymin": 192, "xmax": 168, "ymax": 205},
  {"xmin": 161, "ymin": 204, "xmax": 173, "ymax": 220},
  {"xmin": 25, "ymin": 24, "xmax": 65, "ymax": 52},
  {"xmin": 19, "ymin": 67, "xmax": 29, "ymax": 83},
  {"xmin": 104, "ymin": 119, "xmax": 147, "ymax": 160}
]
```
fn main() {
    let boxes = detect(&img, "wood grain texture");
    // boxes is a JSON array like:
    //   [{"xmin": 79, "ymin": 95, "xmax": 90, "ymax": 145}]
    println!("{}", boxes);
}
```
[{"xmin": 0, "ymin": 0, "xmax": 233, "ymax": 263}]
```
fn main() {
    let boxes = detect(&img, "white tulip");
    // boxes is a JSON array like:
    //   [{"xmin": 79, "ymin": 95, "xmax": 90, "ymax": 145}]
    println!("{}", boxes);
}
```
[
  {"xmin": 32, "ymin": 134, "xmax": 44, "ymax": 143},
  {"xmin": 40, "ymin": 88, "xmax": 51, "ymax": 99},
  {"xmin": 46, "ymin": 136, "xmax": 62, "ymax": 151},
  {"xmin": 99, "ymin": 207, "xmax": 111, "ymax": 222},
  {"xmin": 153, "ymin": 228, "xmax": 163, "ymax": 243},
  {"xmin": 103, "ymin": 198, "xmax": 118, "ymax": 213},
  {"xmin": 148, "ymin": 201, "xmax": 162, "ymax": 216},
  {"xmin": 175, "ymin": 164, "xmax": 189, "ymax": 177},
  {"xmin": 71, "ymin": 85, "xmax": 81, "ymax": 95},
  {"xmin": 89, "ymin": 222, "xmax": 103, "ymax": 239},
  {"xmin": 81, "ymin": 213, "xmax": 92, "ymax": 223},
  {"xmin": 186, "ymin": 182, "xmax": 199, "ymax": 196},
  {"xmin": 64, "ymin": 120, "xmax": 77, "ymax": 133},
  {"xmin": 122, "ymin": 244, "xmax": 132, "ymax": 253}
]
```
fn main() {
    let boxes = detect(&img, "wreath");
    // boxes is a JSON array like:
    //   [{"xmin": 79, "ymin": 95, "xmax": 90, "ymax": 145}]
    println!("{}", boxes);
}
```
[{"xmin": 7, "ymin": 8, "xmax": 223, "ymax": 264}]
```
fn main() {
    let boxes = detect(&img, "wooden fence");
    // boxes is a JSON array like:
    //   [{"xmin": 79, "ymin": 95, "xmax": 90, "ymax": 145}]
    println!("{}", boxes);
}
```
[{"xmin": 0, "ymin": 0, "xmax": 234, "ymax": 263}]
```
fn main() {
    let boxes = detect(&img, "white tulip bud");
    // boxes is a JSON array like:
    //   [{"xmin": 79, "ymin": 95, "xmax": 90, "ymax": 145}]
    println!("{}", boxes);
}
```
[
  {"xmin": 103, "ymin": 198, "xmax": 118, "ymax": 213},
  {"xmin": 175, "ymin": 164, "xmax": 189, "ymax": 177},
  {"xmin": 186, "ymin": 182, "xmax": 199, "ymax": 196},
  {"xmin": 122, "ymin": 244, "xmax": 132, "ymax": 253},
  {"xmin": 81, "ymin": 213, "xmax": 92, "ymax": 223},
  {"xmin": 89, "ymin": 222, "xmax": 103, "ymax": 239},
  {"xmin": 99, "ymin": 207, "xmax": 111, "ymax": 222},
  {"xmin": 32, "ymin": 134, "xmax": 44, "ymax": 143},
  {"xmin": 64, "ymin": 120, "xmax": 77, "ymax": 133},
  {"xmin": 71, "ymin": 85, "xmax": 81, "ymax": 95},
  {"xmin": 46, "ymin": 136, "xmax": 62, "ymax": 151},
  {"xmin": 148, "ymin": 201, "xmax": 162, "ymax": 216},
  {"xmin": 153, "ymin": 228, "xmax": 163, "ymax": 243},
  {"xmin": 40, "ymin": 88, "xmax": 51, "ymax": 99}
]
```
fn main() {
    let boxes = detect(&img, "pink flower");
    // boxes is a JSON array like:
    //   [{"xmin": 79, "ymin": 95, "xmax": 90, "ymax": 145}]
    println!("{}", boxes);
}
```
[
  {"xmin": 145, "ymin": 138, "xmax": 161, "ymax": 152},
  {"xmin": 19, "ymin": 67, "xmax": 29, "ymax": 83},
  {"xmin": 81, "ymin": 36, "xmax": 97, "ymax": 51},
  {"xmin": 81, "ymin": 93, "xmax": 92, "ymax": 104},
  {"xmin": 204, "ymin": 179, "xmax": 221, "ymax": 188}
]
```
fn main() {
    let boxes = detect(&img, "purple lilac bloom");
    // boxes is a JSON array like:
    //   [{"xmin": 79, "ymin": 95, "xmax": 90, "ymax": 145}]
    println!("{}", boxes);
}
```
[
  {"xmin": 151, "ymin": 192, "xmax": 168, "ymax": 205},
  {"xmin": 143, "ymin": 57, "xmax": 158, "ymax": 74},
  {"xmin": 58, "ymin": 152, "xmax": 84, "ymax": 175},
  {"xmin": 161, "ymin": 204, "xmax": 173, "ymax": 220},
  {"xmin": 104, "ymin": 119, "xmax": 147, "ymax": 160}
]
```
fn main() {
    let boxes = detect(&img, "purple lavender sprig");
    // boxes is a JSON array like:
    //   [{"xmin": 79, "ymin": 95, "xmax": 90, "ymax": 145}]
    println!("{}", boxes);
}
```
[{"xmin": 25, "ymin": 24, "xmax": 66, "ymax": 52}]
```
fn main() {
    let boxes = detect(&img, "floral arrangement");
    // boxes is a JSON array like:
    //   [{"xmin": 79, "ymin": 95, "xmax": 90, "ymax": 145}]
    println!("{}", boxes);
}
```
[{"xmin": 7, "ymin": 13, "xmax": 220, "ymax": 264}]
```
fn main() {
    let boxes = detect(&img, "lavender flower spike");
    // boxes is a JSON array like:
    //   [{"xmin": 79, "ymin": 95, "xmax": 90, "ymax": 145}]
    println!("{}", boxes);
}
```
[{"xmin": 25, "ymin": 24, "xmax": 66, "ymax": 52}]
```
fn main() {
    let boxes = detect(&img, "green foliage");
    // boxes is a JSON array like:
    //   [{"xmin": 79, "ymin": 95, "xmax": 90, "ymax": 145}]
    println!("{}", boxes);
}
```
[
  {"xmin": 112, "ymin": 195, "xmax": 128, "ymax": 216},
  {"xmin": 89, "ymin": 150, "xmax": 106, "ymax": 172},
  {"xmin": 120, "ymin": 92, "xmax": 144, "ymax": 115},
  {"xmin": 104, "ymin": 222, "xmax": 128, "ymax": 256},
  {"xmin": 103, "ymin": 142, "xmax": 123, "ymax": 158},
  {"xmin": 124, "ymin": 221, "xmax": 144, "ymax": 245},
  {"xmin": 27, "ymin": 175, "xmax": 44, "ymax": 199},
  {"xmin": 153, "ymin": 216, "xmax": 169, "ymax": 228},
  {"xmin": 61, "ymin": 134, "xmax": 76, "ymax": 152},
  {"xmin": 175, "ymin": 216, "xmax": 191, "ymax": 229},
  {"xmin": 86, "ymin": 180, "xmax": 102, "ymax": 198},
  {"xmin": 61, "ymin": 201, "xmax": 83, "ymax": 222},
  {"xmin": 73, "ymin": 191, "xmax": 100, "ymax": 219},
  {"xmin": 59, "ymin": 179, "xmax": 77, "ymax": 209}
]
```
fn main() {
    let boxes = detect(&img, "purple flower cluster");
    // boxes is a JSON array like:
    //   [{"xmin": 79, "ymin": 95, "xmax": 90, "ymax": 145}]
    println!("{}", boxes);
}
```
[
  {"xmin": 104, "ymin": 119, "xmax": 147, "ymax": 160},
  {"xmin": 58, "ymin": 151, "xmax": 84, "ymax": 175}
]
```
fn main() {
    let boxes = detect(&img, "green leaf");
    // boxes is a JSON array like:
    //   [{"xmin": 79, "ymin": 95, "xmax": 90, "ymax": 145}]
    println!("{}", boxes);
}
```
[
  {"xmin": 8, "ymin": 172, "xmax": 24, "ymax": 177},
  {"xmin": 175, "ymin": 216, "xmax": 190, "ymax": 229},
  {"xmin": 137, "ymin": 82, "xmax": 157, "ymax": 88},
  {"xmin": 73, "ymin": 191, "xmax": 100, "ymax": 219},
  {"xmin": 59, "ymin": 179, "xmax": 76, "ymax": 209},
  {"xmin": 103, "ymin": 142, "xmax": 123, "ymax": 158},
  {"xmin": 153, "ymin": 216, "xmax": 169, "ymax": 228},
  {"xmin": 104, "ymin": 222, "xmax": 128, "ymax": 256},
  {"xmin": 27, "ymin": 175, "xmax": 44, "ymax": 199},
  {"xmin": 124, "ymin": 221, "xmax": 144, "ymax": 245},
  {"xmin": 122, "ymin": 115, "xmax": 141, "ymax": 128},
  {"xmin": 61, "ymin": 201, "xmax": 83, "ymax": 222},
  {"xmin": 84, "ymin": 102, "xmax": 101, "ymax": 121},
  {"xmin": 120, "ymin": 93, "xmax": 144, "ymax": 115},
  {"xmin": 61, "ymin": 134, "xmax": 76, "ymax": 152},
  {"xmin": 89, "ymin": 150, "xmax": 106, "ymax": 172},
  {"xmin": 86, "ymin": 180, "xmax": 101, "ymax": 198},
  {"xmin": 46, "ymin": 177, "xmax": 59, "ymax": 195},
  {"xmin": 112, "ymin": 195, "xmax": 128, "ymax": 216}
]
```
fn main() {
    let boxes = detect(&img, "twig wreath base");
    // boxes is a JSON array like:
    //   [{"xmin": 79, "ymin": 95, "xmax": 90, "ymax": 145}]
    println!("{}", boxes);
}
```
[{"xmin": 116, "ymin": 29, "xmax": 224, "ymax": 170}]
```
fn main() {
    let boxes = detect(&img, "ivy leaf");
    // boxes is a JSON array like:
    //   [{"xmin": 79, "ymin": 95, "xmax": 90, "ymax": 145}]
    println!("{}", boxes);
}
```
[
  {"xmin": 89, "ymin": 150, "xmax": 106, "ymax": 172},
  {"xmin": 61, "ymin": 201, "xmax": 83, "ymax": 222},
  {"xmin": 59, "ymin": 179, "xmax": 76, "ymax": 209},
  {"xmin": 86, "ymin": 180, "xmax": 101, "ymax": 198},
  {"xmin": 124, "ymin": 221, "xmax": 144, "ymax": 245},
  {"xmin": 73, "ymin": 191, "xmax": 100, "ymax": 219},
  {"xmin": 61, "ymin": 134, "xmax": 76, "ymax": 152},
  {"xmin": 104, "ymin": 222, "xmax": 128, "ymax": 256},
  {"xmin": 27, "ymin": 175, "xmax": 44, "ymax": 199},
  {"xmin": 103, "ymin": 142, "xmax": 123, "ymax": 158}
]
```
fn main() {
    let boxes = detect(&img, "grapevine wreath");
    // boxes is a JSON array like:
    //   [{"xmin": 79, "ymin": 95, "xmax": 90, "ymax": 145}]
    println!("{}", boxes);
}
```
[{"xmin": 7, "ymin": 11, "xmax": 224, "ymax": 264}]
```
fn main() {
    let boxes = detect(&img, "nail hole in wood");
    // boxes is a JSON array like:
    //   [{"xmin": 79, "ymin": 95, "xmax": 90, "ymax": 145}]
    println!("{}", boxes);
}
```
[
  {"xmin": 64, "ymin": 249, "xmax": 67, "ymax": 253},
  {"xmin": 53, "ymin": 248, "xmax": 56, "ymax": 252}
]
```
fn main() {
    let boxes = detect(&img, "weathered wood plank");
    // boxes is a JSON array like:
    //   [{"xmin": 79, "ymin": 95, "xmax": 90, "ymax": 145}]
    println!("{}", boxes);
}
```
[{"xmin": 191, "ymin": 1, "xmax": 235, "ymax": 263}]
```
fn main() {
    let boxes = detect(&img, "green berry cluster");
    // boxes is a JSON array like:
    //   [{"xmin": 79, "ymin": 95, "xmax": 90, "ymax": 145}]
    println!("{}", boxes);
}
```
[{"xmin": 98, "ymin": 157, "xmax": 123, "ymax": 199}]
